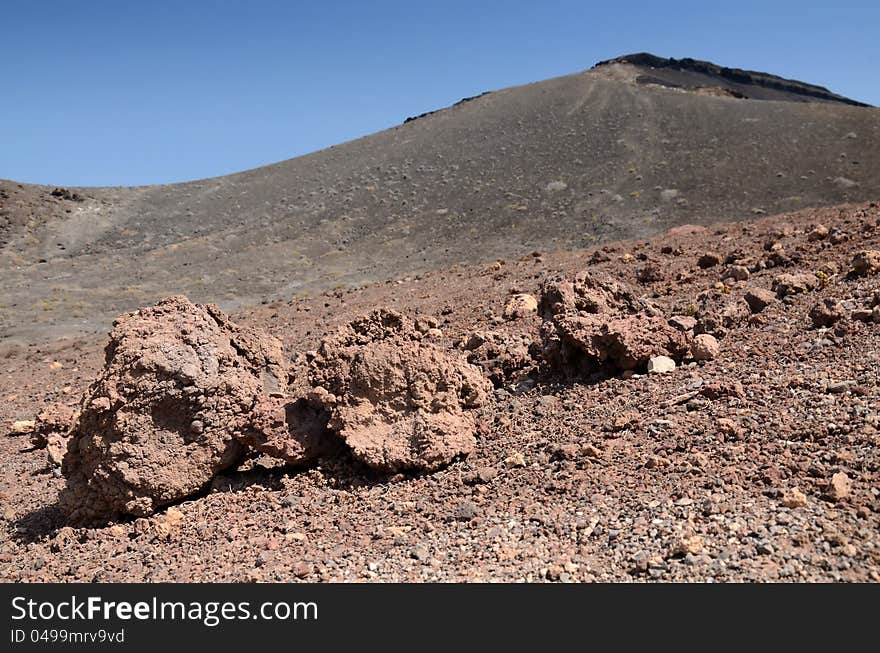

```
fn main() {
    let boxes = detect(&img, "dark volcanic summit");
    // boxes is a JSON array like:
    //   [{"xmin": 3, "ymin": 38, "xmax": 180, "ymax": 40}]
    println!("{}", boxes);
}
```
[
  {"xmin": 593, "ymin": 53, "xmax": 871, "ymax": 106},
  {"xmin": 1, "ymin": 53, "xmax": 878, "ymax": 340}
]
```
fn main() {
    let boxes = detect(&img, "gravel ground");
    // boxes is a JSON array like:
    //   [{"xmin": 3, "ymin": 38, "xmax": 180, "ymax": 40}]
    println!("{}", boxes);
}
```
[{"xmin": 1, "ymin": 201, "xmax": 878, "ymax": 582}]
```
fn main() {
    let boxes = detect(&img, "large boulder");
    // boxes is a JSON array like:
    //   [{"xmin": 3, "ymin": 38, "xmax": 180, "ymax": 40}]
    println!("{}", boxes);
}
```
[
  {"xmin": 539, "ymin": 271, "xmax": 689, "ymax": 375},
  {"xmin": 309, "ymin": 309, "xmax": 491, "ymax": 472},
  {"xmin": 61, "ymin": 296, "xmax": 288, "ymax": 521}
]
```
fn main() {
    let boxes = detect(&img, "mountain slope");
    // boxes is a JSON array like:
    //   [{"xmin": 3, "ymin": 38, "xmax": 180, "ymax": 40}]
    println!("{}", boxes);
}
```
[{"xmin": 1, "ymin": 53, "xmax": 878, "ymax": 340}]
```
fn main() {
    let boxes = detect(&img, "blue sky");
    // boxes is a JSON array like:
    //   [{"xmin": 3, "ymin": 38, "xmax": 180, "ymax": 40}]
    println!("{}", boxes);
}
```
[{"xmin": 2, "ymin": 0, "xmax": 878, "ymax": 187}]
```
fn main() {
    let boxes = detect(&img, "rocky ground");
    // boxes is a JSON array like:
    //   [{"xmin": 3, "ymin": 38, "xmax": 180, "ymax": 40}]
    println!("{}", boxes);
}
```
[{"xmin": 1, "ymin": 201, "xmax": 879, "ymax": 582}]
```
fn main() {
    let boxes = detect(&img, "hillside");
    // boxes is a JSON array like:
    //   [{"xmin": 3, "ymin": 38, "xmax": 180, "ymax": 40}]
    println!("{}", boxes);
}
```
[{"xmin": 1, "ymin": 53, "xmax": 878, "ymax": 342}]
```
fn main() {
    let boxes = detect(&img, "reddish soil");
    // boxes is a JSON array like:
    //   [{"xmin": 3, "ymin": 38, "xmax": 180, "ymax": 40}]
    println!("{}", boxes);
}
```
[{"xmin": 1, "ymin": 201, "xmax": 879, "ymax": 582}]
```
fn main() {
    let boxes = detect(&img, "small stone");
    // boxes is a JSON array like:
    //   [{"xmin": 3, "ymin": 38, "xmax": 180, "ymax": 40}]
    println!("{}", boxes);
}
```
[
  {"xmin": 11, "ymin": 420, "xmax": 35, "ymax": 434},
  {"xmin": 46, "ymin": 433, "xmax": 67, "ymax": 466},
  {"xmin": 698, "ymin": 253, "xmax": 722, "ymax": 269},
  {"xmin": 669, "ymin": 315, "xmax": 697, "ymax": 332},
  {"xmin": 756, "ymin": 542, "xmax": 775, "ymax": 555},
  {"xmin": 631, "ymin": 551, "xmax": 650, "ymax": 573},
  {"xmin": 645, "ymin": 455, "xmax": 671, "ymax": 469},
  {"xmin": 807, "ymin": 224, "xmax": 829, "ymax": 241},
  {"xmin": 165, "ymin": 507, "xmax": 185, "ymax": 526},
  {"xmin": 292, "ymin": 562, "xmax": 312, "ymax": 578},
  {"xmin": 453, "ymin": 501, "xmax": 478, "ymax": 521},
  {"xmin": 691, "ymin": 334, "xmax": 720, "ymax": 361},
  {"xmin": 773, "ymin": 273, "xmax": 817, "ymax": 297},
  {"xmin": 476, "ymin": 466, "xmax": 498, "ymax": 483},
  {"xmin": 411, "ymin": 545, "xmax": 430, "ymax": 562},
  {"xmin": 670, "ymin": 535, "xmax": 704, "ymax": 557},
  {"xmin": 280, "ymin": 494, "xmax": 298, "ymax": 508},
  {"xmin": 716, "ymin": 417, "xmax": 743, "ymax": 439},
  {"xmin": 545, "ymin": 564, "xmax": 565, "ymax": 581},
  {"xmin": 647, "ymin": 356, "xmax": 676, "ymax": 374},
  {"xmin": 503, "ymin": 293, "xmax": 538, "ymax": 320},
  {"xmin": 636, "ymin": 263, "xmax": 664, "ymax": 283},
  {"xmin": 463, "ymin": 465, "xmax": 498, "ymax": 485},
  {"xmin": 504, "ymin": 451, "xmax": 526, "ymax": 467},
  {"xmin": 829, "ymin": 230, "xmax": 848, "ymax": 245},
  {"xmin": 743, "ymin": 287, "xmax": 776, "ymax": 313},
  {"xmin": 153, "ymin": 507, "xmax": 185, "ymax": 539},
  {"xmin": 852, "ymin": 309, "xmax": 875, "ymax": 323},
  {"xmin": 781, "ymin": 488, "xmax": 807, "ymax": 508},
  {"xmin": 826, "ymin": 380, "xmax": 856, "ymax": 394},
  {"xmin": 722, "ymin": 265, "xmax": 750, "ymax": 282},
  {"xmin": 426, "ymin": 327, "xmax": 443, "ymax": 338},
  {"xmin": 827, "ymin": 472, "xmax": 851, "ymax": 501},
  {"xmin": 809, "ymin": 299, "xmax": 844, "ymax": 328},
  {"xmin": 852, "ymin": 250, "xmax": 880, "ymax": 276}
]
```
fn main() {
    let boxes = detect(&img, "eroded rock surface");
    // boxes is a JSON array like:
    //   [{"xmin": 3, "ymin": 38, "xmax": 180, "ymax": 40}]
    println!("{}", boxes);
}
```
[
  {"xmin": 61, "ymin": 296, "xmax": 288, "ymax": 521},
  {"xmin": 30, "ymin": 403, "xmax": 76, "ymax": 450},
  {"xmin": 461, "ymin": 330, "xmax": 536, "ymax": 387},
  {"xmin": 308, "ymin": 309, "xmax": 491, "ymax": 472},
  {"xmin": 539, "ymin": 271, "xmax": 689, "ymax": 375}
]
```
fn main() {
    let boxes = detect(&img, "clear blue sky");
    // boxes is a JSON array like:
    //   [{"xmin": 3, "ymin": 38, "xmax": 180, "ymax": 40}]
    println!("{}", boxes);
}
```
[{"xmin": 2, "ymin": 0, "xmax": 878, "ymax": 187}]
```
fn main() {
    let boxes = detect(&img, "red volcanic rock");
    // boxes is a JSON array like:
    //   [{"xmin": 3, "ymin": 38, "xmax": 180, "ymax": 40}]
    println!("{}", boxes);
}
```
[
  {"xmin": 539, "ymin": 271, "xmax": 689, "ymax": 374},
  {"xmin": 308, "ymin": 309, "xmax": 491, "ymax": 472},
  {"xmin": 61, "ymin": 296, "xmax": 288, "ymax": 521}
]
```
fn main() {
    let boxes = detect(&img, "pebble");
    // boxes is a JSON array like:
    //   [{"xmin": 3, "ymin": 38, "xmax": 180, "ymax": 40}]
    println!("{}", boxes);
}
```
[
  {"xmin": 453, "ymin": 501, "xmax": 478, "ymax": 521},
  {"xmin": 743, "ymin": 287, "xmax": 776, "ymax": 313},
  {"xmin": 503, "ymin": 293, "xmax": 538, "ymax": 320},
  {"xmin": 827, "ymin": 472, "xmax": 851, "ymax": 501},
  {"xmin": 647, "ymin": 356, "xmax": 676, "ymax": 374},
  {"xmin": 756, "ymin": 542, "xmax": 775, "ymax": 555},
  {"xmin": 722, "ymin": 265, "xmax": 750, "ymax": 282},
  {"xmin": 504, "ymin": 451, "xmax": 526, "ymax": 467},
  {"xmin": 292, "ymin": 562, "xmax": 312, "ymax": 578},
  {"xmin": 11, "ymin": 420, "xmax": 35, "ymax": 434},
  {"xmin": 691, "ymin": 334, "xmax": 720, "ymax": 361},
  {"xmin": 698, "ymin": 252, "xmax": 721, "ymax": 268},
  {"xmin": 826, "ymin": 380, "xmax": 856, "ymax": 394},
  {"xmin": 411, "ymin": 545, "xmax": 430, "ymax": 562},
  {"xmin": 780, "ymin": 488, "xmax": 808, "ymax": 509},
  {"xmin": 669, "ymin": 315, "xmax": 697, "ymax": 332},
  {"xmin": 670, "ymin": 535, "xmax": 704, "ymax": 557}
]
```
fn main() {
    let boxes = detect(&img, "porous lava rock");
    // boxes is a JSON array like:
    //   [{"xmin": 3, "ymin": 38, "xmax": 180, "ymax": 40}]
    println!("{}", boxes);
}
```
[
  {"xmin": 308, "ymin": 309, "xmax": 491, "ymax": 472},
  {"xmin": 61, "ymin": 296, "xmax": 288, "ymax": 521},
  {"xmin": 539, "ymin": 271, "xmax": 689, "ymax": 375},
  {"xmin": 461, "ymin": 330, "xmax": 536, "ymax": 387},
  {"xmin": 30, "ymin": 403, "xmax": 76, "ymax": 450}
]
